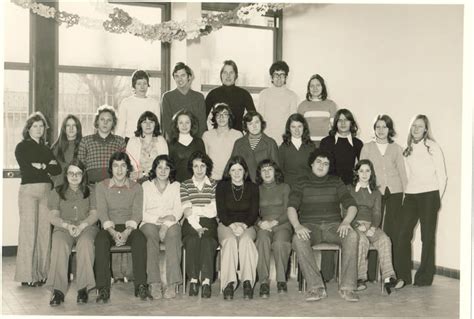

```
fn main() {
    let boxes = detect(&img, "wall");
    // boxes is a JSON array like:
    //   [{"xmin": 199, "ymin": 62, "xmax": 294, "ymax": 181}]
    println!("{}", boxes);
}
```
[{"xmin": 283, "ymin": 4, "xmax": 463, "ymax": 270}]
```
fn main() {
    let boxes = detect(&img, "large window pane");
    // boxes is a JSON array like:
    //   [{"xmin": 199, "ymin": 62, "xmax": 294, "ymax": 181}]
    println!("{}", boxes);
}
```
[
  {"xmin": 4, "ymin": 70, "xmax": 29, "ymax": 169},
  {"xmin": 5, "ymin": 1, "xmax": 30, "ymax": 63},
  {"xmin": 59, "ymin": 2, "xmax": 162, "ymax": 70},
  {"xmin": 58, "ymin": 73, "xmax": 161, "ymax": 136},
  {"xmin": 201, "ymin": 26, "xmax": 274, "ymax": 87}
]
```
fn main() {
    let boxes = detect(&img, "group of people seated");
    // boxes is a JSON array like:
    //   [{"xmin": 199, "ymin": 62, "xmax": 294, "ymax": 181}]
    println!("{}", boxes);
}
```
[{"xmin": 14, "ymin": 60, "xmax": 447, "ymax": 307}]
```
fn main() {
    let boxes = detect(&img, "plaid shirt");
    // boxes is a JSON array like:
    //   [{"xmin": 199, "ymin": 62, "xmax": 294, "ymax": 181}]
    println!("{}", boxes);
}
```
[{"xmin": 78, "ymin": 133, "xmax": 126, "ymax": 182}]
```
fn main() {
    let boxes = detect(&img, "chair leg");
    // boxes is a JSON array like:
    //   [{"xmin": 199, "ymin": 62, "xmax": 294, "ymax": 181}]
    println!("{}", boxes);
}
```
[
  {"xmin": 338, "ymin": 249, "xmax": 342, "ymax": 286},
  {"xmin": 182, "ymin": 247, "xmax": 186, "ymax": 294}
]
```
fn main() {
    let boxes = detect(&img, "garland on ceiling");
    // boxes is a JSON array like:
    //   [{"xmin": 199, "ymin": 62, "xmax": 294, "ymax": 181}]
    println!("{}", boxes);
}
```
[{"xmin": 11, "ymin": 0, "xmax": 291, "ymax": 43}]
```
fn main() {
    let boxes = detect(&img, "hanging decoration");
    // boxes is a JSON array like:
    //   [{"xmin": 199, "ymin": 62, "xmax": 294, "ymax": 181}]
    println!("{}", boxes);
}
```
[{"xmin": 11, "ymin": 0, "xmax": 291, "ymax": 43}]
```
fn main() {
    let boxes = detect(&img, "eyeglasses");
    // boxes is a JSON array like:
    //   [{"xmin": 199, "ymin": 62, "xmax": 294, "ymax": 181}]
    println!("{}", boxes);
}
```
[
  {"xmin": 216, "ymin": 113, "xmax": 229, "ymax": 119},
  {"xmin": 67, "ymin": 171, "xmax": 83, "ymax": 177},
  {"xmin": 272, "ymin": 73, "xmax": 287, "ymax": 79}
]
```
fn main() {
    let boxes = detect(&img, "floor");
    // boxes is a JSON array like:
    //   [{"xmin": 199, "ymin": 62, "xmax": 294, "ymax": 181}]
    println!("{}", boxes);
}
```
[{"xmin": 1, "ymin": 256, "xmax": 459, "ymax": 317}]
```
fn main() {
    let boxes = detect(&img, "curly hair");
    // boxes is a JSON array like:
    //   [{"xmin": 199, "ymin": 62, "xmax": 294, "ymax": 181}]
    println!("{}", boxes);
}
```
[
  {"xmin": 187, "ymin": 151, "xmax": 214, "ymax": 178},
  {"xmin": 94, "ymin": 105, "xmax": 118, "ymax": 132},
  {"xmin": 148, "ymin": 154, "xmax": 177, "ymax": 183}
]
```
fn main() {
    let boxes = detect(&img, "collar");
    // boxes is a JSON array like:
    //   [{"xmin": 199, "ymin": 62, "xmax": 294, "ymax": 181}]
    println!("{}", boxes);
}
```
[
  {"xmin": 93, "ymin": 132, "xmax": 113, "ymax": 142},
  {"xmin": 108, "ymin": 178, "xmax": 131, "ymax": 189},
  {"xmin": 335, "ymin": 132, "xmax": 353, "ymax": 146},
  {"xmin": 355, "ymin": 182, "xmax": 372, "ymax": 194},
  {"xmin": 192, "ymin": 175, "xmax": 212, "ymax": 187}
]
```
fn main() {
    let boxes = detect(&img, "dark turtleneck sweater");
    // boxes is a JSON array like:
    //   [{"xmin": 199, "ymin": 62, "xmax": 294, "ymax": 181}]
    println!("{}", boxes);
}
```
[{"xmin": 205, "ymin": 84, "xmax": 256, "ymax": 132}]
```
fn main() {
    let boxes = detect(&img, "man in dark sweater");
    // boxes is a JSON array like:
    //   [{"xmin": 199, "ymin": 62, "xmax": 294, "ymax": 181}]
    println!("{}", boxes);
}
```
[
  {"xmin": 205, "ymin": 60, "xmax": 256, "ymax": 132},
  {"xmin": 287, "ymin": 149, "xmax": 360, "ymax": 302}
]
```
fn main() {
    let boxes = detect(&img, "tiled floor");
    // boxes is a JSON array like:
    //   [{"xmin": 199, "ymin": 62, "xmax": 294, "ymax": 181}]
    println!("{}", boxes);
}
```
[{"xmin": 2, "ymin": 256, "xmax": 459, "ymax": 317}]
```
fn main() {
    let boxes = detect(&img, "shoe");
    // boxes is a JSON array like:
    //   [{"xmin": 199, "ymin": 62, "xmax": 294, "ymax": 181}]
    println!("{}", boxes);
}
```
[
  {"xmin": 259, "ymin": 283, "xmax": 270, "ymax": 298},
  {"xmin": 277, "ymin": 281, "xmax": 288, "ymax": 293},
  {"xmin": 243, "ymin": 280, "xmax": 254, "ymax": 300},
  {"xmin": 77, "ymin": 288, "xmax": 88, "ymax": 304},
  {"xmin": 305, "ymin": 287, "xmax": 327, "ymax": 301},
  {"xmin": 37, "ymin": 279, "xmax": 46, "ymax": 286},
  {"xmin": 49, "ymin": 290, "xmax": 64, "ymax": 307},
  {"xmin": 135, "ymin": 284, "xmax": 153, "ymax": 301},
  {"xmin": 149, "ymin": 283, "xmax": 162, "ymax": 300},
  {"xmin": 339, "ymin": 289, "xmax": 359, "ymax": 302},
  {"xmin": 357, "ymin": 279, "xmax": 367, "ymax": 291},
  {"xmin": 96, "ymin": 287, "xmax": 110, "ymax": 304},
  {"xmin": 385, "ymin": 278, "xmax": 405, "ymax": 294},
  {"xmin": 163, "ymin": 284, "xmax": 177, "ymax": 299},
  {"xmin": 201, "ymin": 284, "xmax": 211, "ymax": 298},
  {"xmin": 223, "ymin": 282, "xmax": 234, "ymax": 300},
  {"xmin": 21, "ymin": 282, "xmax": 34, "ymax": 287},
  {"xmin": 189, "ymin": 281, "xmax": 200, "ymax": 297}
]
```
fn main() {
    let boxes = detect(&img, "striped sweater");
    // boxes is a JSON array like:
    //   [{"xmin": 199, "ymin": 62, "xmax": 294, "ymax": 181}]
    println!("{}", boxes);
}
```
[
  {"xmin": 288, "ymin": 174, "xmax": 357, "ymax": 224},
  {"xmin": 180, "ymin": 176, "xmax": 217, "ymax": 229}
]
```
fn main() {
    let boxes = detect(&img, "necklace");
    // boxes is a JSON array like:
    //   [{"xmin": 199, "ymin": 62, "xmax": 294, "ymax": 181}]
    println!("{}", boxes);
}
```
[{"xmin": 231, "ymin": 183, "xmax": 244, "ymax": 201}]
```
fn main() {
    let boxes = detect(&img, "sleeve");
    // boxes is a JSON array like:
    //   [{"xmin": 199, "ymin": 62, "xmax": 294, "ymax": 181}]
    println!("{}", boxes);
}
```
[
  {"xmin": 198, "ymin": 182, "xmax": 217, "ymax": 218},
  {"xmin": 355, "ymin": 138, "xmax": 363, "ymax": 161},
  {"xmin": 205, "ymin": 90, "xmax": 214, "ymax": 117},
  {"xmin": 329, "ymin": 100, "xmax": 338, "ymax": 117},
  {"xmin": 336, "ymin": 178, "xmax": 358, "ymax": 209},
  {"xmin": 216, "ymin": 181, "xmax": 231, "ymax": 226},
  {"xmin": 287, "ymin": 180, "xmax": 303, "ymax": 210},
  {"xmin": 278, "ymin": 145, "xmax": 286, "ymax": 173},
  {"xmin": 290, "ymin": 92, "xmax": 298, "ymax": 115},
  {"xmin": 257, "ymin": 90, "xmax": 265, "ymax": 117},
  {"xmin": 180, "ymin": 181, "xmax": 192, "ymax": 210},
  {"xmin": 432, "ymin": 142, "xmax": 447, "ymax": 196},
  {"xmin": 395, "ymin": 144, "xmax": 408, "ymax": 192},
  {"xmin": 15, "ymin": 142, "xmax": 32, "ymax": 172},
  {"xmin": 296, "ymin": 101, "xmax": 304, "ymax": 115},
  {"xmin": 360, "ymin": 144, "xmax": 369, "ymax": 160},
  {"xmin": 196, "ymin": 138, "xmax": 206, "ymax": 153},
  {"xmin": 125, "ymin": 139, "xmax": 139, "ymax": 172},
  {"xmin": 371, "ymin": 191, "xmax": 382, "ymax": 227},
  {"xmin": 197, "ymin": 95, "xmax": 208, "ymax": 137},
  {"xmin": 96, "ymin": 183, "xmax": 113, "ymax": 229},
  {"xmin": 47, "ymin": 188, "xmax": 60, "ymax": 211},
  {"xmin": 164, "ymin": 184, "xmax": 183, "ymax": 227},
  {"xmin": 83, "ymin": 190, "xmax": 99, "ymax": 226},
  {"xmin": 230, "ymin": 138, "xmax": 239, "ymax": 158},
  {"xmin": 202, "ymin": 132, "xmax": 210, "ymax": 154},
  {"xmin": 276, "ymin": 184, "xmax": 291, "ymax": 224},
  {"xmin": 269, "ymin": 137, "xmax": 280, "ymax": 166},
  {"xmin": 157, "ymin": 136, "xmax": 169, "ymax": 156},
  {"xmin": 126, "ymin": 184, "xmax": 143, "ymax": 229},
  {"xmin": 77, "ymin": 139, "xmax": 87, "ymax": 167},
  {"xmin": 245, "ymin": 183, "xmax": 260, "ymax": 227},
  {"xmin": 244, "ymin": 90, "xmax": 256, "ymax": 113},
  {"xmin": 45, "ymin": 148, "xmax": 62, "ymax": 176},
  {"xmin": 48, "ymin": 190, "xmax": 65, "ymax": 228},
  {"xmin": 116, "ymin": 99, "xmax": 127, "ymax": 138},
  {"xmin": 160, "ymin": 93, "xmax": 172, "ymax": 140}
]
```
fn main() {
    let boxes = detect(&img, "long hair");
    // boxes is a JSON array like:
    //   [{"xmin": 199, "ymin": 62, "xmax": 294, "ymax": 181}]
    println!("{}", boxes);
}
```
[
  {"xmin": 222, "ymin": 155, "xmax": 251, "ymax": 182},
  {"xmin": 329, "ymin": 108, "xmax": 359, "ymax": 137},
  {"xmin": 56, "ymin": 159, "xmax": 90, "ymax": 200},
  {"xmin": 256, "ymin": 159, "xmax": 284, "ymax": 185},
  {"xmin": 134, "ymin": 111, "xmax": 161, "ymax": 137},
  {"xmin": 107, "ymin": 151, "xmax": 133, "ymax": 178},
  {"xmin": 352, "ymin": 159, "xmax": 377, "ymax": 191},
  {"xmin": 148, "ymin": 154, "xmax": 177, "ymax": 183},
  {"xmin": 187, "ymin": 151, "xmax": 214, "ymax": 178},
  {"xmin": 51, "ymin": 115, "xmax": 82, "ymax": 162},
  {"xmin": 403, "ymin": 114, "xmax": 435, "ymax": 157},
  {"xmin": 169, "ymin": 110, "xmax": 199, "ymax": 144},
  {"xmin": 210, "ymin": 103, "xmax": 234, "ymax": 129},
  {"xmin": 282, "ymin": 113, "xmax": 312, "ymax": 146},
  {"xmin": 22, "ymin": 111, "xmax": 49, "ymax": 145},
  {"xmin": 373, "ymin": 114, "xmax": 396, "ymax": 144},
  {"xmin": 306, "ymin": 74, "xmax": 328, "ymax": 101}
]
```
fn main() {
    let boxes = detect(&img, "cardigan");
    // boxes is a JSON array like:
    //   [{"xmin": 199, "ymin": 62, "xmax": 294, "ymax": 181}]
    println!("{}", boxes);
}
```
[
  {"xmin": 168, "ymin": 138, "xmax": 206, "ymax": 182},
  {"xmin": 15, "ymin": 139, "xmax": 61, "ymax": 185},
  {"xmin": 141, "ymin": 180, "xmax": 183, "ymax": 227},
  {"xmin": 320, "ymin": 134, "xmax": 363, "ymax": 185},
  {"xmin": 116, "ymin": 95, "xmax": 160, "ymax": 138},
  {"xmin": 216, "ymin": 180, "xmax": 259, "ymax": 227},
  {"xmin": 126, "ymin": 135, "xmax": 168, "ymax": 177},
  {"xmin": 205, "ymin": 85, "xmax": 256, "ymax": 132},
  {"xmin": 160, "ymin": 88, "xmax": 207, "ymax": 139},
  {"xmin": 278, "ymin": 141, "xmax": 316, "ymax": 188},
  {"xmin": 231, "ymin": 133, "xmax": 279, "ymax": 183},
  {"xmin": 360, "ymin": 141, "xmax": 407, "ymax": 194},
  {"xmin": 259, "ymin": 182, "xmax": 290, "ymax": 224}
]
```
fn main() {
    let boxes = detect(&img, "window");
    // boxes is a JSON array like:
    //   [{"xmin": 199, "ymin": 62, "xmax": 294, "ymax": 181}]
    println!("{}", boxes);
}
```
[
  {"xmin": 58, "ymin": 2, "xmax": 167, "ymax": 135},
  {"xmin": 4, "ymin": 1, "xmax": 31, "ymax": 169}
]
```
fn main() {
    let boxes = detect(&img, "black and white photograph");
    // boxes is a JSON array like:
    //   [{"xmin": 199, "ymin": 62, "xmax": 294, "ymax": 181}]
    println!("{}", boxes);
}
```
[{"xmin": 1, "ymin": 0, "xmax": 472, "ymax": 318}]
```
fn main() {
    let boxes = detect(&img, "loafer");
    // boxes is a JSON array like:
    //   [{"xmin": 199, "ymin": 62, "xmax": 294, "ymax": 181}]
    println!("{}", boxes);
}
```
[
  {"xmin": 135, "ymin": 284, "xmax": 153, "ymax": 301},
  {"xmin": 339, "ymin": 289, "xmax": 359, "ymax": 302},
  {"xmin": 163, "ymin": 284, "xmax": 177, "ymax": 299},
  {"xmin": 357, "ymin": 279, "xmax": 367, "ymax": 291},
  {"xmin": 49, "ymin": 290, "xmax": 65, "ymax": 307},
  {"xmin": 189, "ymin": 282, "xmax": 200, "ymax": 297},
  {"xmin": 149, "ymin": 283, "xmax": 162, "ymax": 300},
  {"xmin": 305, "ymin": 287, "xmax": 327, "ymax": 302},
  {"xmin": 243, "ymin": 280, "xmax": 254, "ymax": 300},
  {"xmin": 259, "ymin": 283, "xmax": 270, "ymax": 298},
  {"xmin": 201, "ymin": 284, "xmax": 211, "ymax": 298},
  {"xmin": 77, "ymin": 288, "xmax": 88, "ymax": 304},
  {"xmin": 96, "ymin": 287, "xmax": 110, "ymax": 304},
  {"xmin": 385, "ymin": 278, "xmax": 405, "ymax": 294},
  {"xmin": 223, "ymin": 282, "xmax": 234, "ymax": 300},
  {"xmin": 277, "ymin": 281, "xmax": 287, "ymax": 293}
]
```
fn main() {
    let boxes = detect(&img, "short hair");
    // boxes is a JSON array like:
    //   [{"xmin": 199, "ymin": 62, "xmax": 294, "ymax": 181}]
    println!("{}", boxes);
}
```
[
  {"xmin": 352, "ymin": 159, "xmax": 378, "ymax": 191},
  {"xmin": 94, "ymin": 105, "xmax": 118, "ymax": 132},
  {"xmin": 131, "ymin": 70, "xmax": 150, "ymax": 88},
  {"xmin": 187, "ymin": 151, "xmax": 214, "ymax": 178},
  {"xmin": 308, "ymin": 149, "xmax": 334, "ymax": 172},
  {"xmin": 57, "ymin": 158, "xmax": 90, "ymax": 200},
  {"xmin": 169, "ymin": 109, "xmax": 199, "ymax": 143},
  {"xmin": 107, "ymin": 151, "xmax": 133, "ymax": 178},
  {"xmin": 222, "ymin": 155, "xmax": 250, "ymax": 182},
  {"xmin": 242, "ymin": 111, "xmax": 266, "ymax": 134},
  {"xmin": 220, "ymin": 60, "xmax": 239, "ymax": 81},
  {"xmin": 22, "ymin": 111, "xmax": 49, "ymax": 144},
  {"xmin": 282, "ymin": 113, "xmax": 312, "ymax": 146},
  {"xmin": 172, "ymin": 62, "xmax": 193, "ymax": 78},
  {"xmin": 134, "ymin": 111, "xmax": 161, "ymax": 137},
  {"xmin": 148, "ymin": 154, "xmax": 177, "ymax": 183},
  {"xmin": 210, "ymin": 103, "xmax": 235, "ymax": 129},
  {"xmin": 329, "ymin": 108, "xmax": 359, "ymax": 137},
  {"xmin": 306, "ymin": 74, "xmax": 328, "ymax": 101},
  {"xmin": 269, "ymin": 61, "xmax": 289, "ymax": 76},
  {"xmin": 255, "ymin": 159, "xmax": 284, "ymax": 185},
  {"xmin": 373, "ymin": 114, "xmax": 396, "ymax": 143},
  {"xmin": 51, "ymin": 114, "xmax": 82, "ymax": 162}
]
